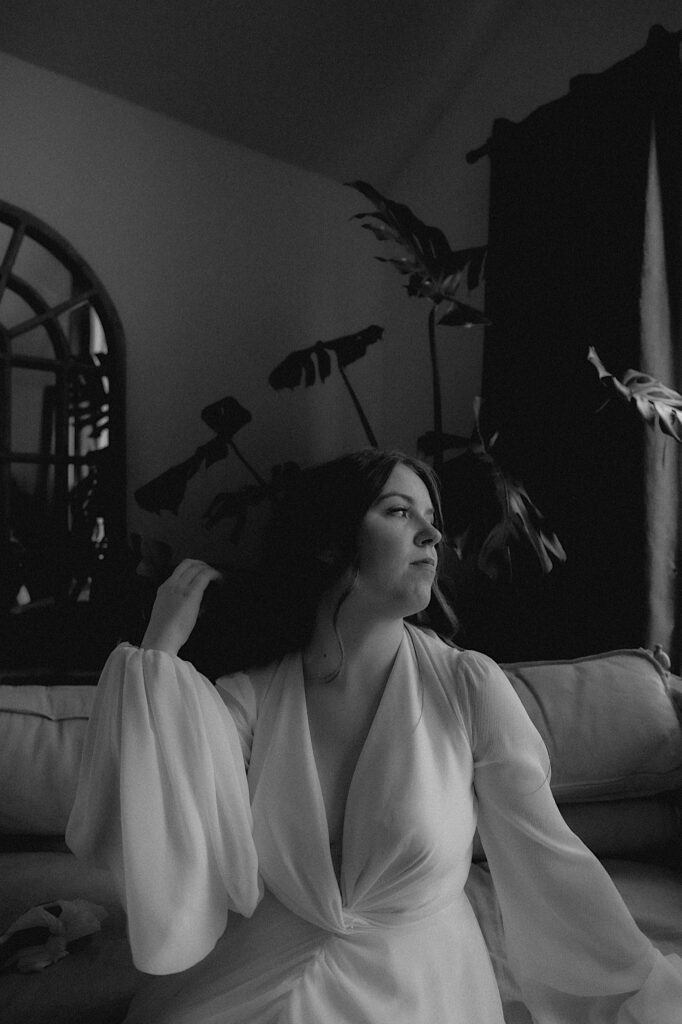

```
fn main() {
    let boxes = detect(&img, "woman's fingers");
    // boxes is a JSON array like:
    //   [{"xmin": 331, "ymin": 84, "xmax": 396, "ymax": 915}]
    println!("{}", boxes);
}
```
[
  {"xmin": 142, "ymin": 559, "xmax": 224, "ymax": 655},
  {"xmin": 162, "ymin": 559, "xmax": 223, "ymax": 595}
]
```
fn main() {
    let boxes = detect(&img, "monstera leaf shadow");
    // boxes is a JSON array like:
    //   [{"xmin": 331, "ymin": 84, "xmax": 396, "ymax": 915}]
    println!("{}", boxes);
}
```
[
  {"xmin": 269, "ymin": 324, "xmax": 383, "ymax": 447},
  {"xmin": 132, "ymin": 182, "xmax": 580, "ymax": 616},
  {"xmin": 134, "ymin": 392, "xmax": 302, "ymax": 548},
  {"xmin": 204, "ymin": 461, "xmax": 300, "ymax": 543},
  {"xmin": 134, "ymin": 397, "xmax": 259, "ymax": 516}
]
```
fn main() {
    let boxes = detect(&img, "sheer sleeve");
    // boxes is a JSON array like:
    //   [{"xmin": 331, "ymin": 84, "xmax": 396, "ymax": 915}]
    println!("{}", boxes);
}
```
[
  {"xmin": 455, "ymin": 650, "xmax": 682, "ymax": 1023},
  {"xmin": 65, "ymin": 644, "xmax": 261, "ymax": 975},
  {"xmin": 216, "ymin": 670, "xmax": 257, "ymax": 767}
]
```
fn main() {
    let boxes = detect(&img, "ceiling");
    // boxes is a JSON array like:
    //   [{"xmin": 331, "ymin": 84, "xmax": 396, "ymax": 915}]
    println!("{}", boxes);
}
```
[{"xmin": 0, "ymin": 0, "xmax": 516, "ymax": 185}]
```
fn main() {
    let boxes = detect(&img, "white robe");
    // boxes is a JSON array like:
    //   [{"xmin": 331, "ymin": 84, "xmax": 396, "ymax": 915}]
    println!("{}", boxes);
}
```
[{"xmin": 66, "ymin": 624, "xmax": 682, "ymax": 1023}]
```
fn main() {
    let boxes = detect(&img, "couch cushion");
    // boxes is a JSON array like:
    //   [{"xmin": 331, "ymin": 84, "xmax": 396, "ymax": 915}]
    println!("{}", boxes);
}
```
[
  {"xmin": 0, "ymin": 686, "xmax": 95, "ymax": 834},
  {"xmin": 501, "ymin": 650, "xmax": 682, "ymax": 802}
]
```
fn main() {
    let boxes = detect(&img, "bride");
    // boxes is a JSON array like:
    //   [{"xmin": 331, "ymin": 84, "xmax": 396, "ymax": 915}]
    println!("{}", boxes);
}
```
[{"xmin": 68, "ymin": 448, "xmax": 682, "ymax": 1023}]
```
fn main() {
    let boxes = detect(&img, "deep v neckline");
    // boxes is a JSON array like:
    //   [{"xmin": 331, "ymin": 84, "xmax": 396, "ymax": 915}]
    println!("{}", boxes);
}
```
[{"xmin": 301, "ymin": 631, "xmax": 405, "ymax": 897}]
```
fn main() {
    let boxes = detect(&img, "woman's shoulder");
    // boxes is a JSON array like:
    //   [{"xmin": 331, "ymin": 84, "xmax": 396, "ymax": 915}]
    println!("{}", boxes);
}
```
[
  {"xmin": 408, "ymin": 625, "xmax": 512, "ymax": 720},
  {"xmin": 216, "ymin": 658, "xmax": 283, "ymax": 716},
  {"xmin": 247, "ymin": 661, "xmax": 282, "ymax": 708},
  {"xmin": 408, "ymin": 624, "xmax": 501, "ymax": 677}
]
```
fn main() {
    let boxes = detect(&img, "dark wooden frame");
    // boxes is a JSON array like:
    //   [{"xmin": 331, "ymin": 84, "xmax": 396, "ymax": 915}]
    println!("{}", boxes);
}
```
[{"xmin": 0, "ymin": 201, "xmax": 126, "ymax": 674}]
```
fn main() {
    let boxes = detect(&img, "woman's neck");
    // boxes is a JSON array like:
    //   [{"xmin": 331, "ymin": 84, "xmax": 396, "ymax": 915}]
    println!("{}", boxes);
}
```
[{"xmin": 304, "ymin": 590, "xmax": 404, "ymax": 690}]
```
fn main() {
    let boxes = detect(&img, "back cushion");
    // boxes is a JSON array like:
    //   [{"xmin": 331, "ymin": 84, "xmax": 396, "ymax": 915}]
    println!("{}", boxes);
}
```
[
  {"xmin": 0, "ymin": 685, "xmax": 95, "ymax": 834},
  {"xmin": 501, "ymin": 650, "xmax": 682, "ymax": 802},
  {"xmin": 2, "ymin": 651, "xmax": 681, "ymax": 836}
]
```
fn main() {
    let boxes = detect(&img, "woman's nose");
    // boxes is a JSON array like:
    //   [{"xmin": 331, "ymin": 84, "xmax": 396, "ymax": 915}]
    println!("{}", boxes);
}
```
[{"xmin": 416, "ymin": 519, "xmax": 442, "ymax": 546}]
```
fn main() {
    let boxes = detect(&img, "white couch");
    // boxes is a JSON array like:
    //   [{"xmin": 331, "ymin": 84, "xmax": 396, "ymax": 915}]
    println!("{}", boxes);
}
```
[{"xmin": 1, "ymin": 646, "xmax": 681, "ymax": 1023}]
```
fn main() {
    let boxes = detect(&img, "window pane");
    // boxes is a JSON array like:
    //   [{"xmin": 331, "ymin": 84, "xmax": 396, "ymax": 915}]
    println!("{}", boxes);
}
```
[
  {"xmin": 11, "ymin": 367, "xmax": 58, "ymax": 455},
  {"xmin": 69, "ymin": 367, "xmax": 110, "ymax": 458},
  {"xmin": 0, "ymin": 290, "xmax": 57, "ymax": 361},
  {"xmin": 7, "ymin": 462, "xmax": 58, "ymax": 608},
  {"xmin": 11, "ymin": 234, "xmax": 72, "ymax": 307}
]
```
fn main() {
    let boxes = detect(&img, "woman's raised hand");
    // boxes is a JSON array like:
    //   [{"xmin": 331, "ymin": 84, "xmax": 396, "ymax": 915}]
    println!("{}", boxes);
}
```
[{"xmin": 141, "ymin": 558, "xmax": 224, "ymax": 656}]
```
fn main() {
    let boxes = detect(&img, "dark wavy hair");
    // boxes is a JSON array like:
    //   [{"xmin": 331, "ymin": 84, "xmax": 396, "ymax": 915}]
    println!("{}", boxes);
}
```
[{"xmin": 260, "ymin": 448, "xmax": 458, "ymax": 658}]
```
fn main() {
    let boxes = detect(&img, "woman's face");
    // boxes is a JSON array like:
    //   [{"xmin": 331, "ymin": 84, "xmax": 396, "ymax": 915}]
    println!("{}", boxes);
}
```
[{"xmin": 354, "ymin": 463, "xmax": 442, "ymax": 619}]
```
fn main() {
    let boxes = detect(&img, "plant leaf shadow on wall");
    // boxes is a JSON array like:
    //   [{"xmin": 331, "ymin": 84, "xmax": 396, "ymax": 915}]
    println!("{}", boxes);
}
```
[
  {"xmin": 130, "ymin": 182, "xmax": 574, "ymax": 662},
  {"xmin": 133, "ymin": 186, "xmax": 682, "ymax": 658}
]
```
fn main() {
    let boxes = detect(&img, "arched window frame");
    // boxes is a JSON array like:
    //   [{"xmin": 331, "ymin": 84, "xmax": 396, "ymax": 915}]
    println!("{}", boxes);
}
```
[{"xmin": 0, "ymin": 200, "xmax": 126, "ymax": 672}]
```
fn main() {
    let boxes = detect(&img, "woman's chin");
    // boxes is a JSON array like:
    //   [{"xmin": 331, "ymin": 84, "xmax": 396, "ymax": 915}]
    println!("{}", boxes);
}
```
[{"xmin": 403, "ymin": 585, "xmax": 435, "ymax": 618}]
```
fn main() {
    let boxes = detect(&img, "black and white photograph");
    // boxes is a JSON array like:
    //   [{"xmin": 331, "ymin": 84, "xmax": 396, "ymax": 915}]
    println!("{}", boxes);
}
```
[{"xmin": 0, "ymin": 3, "xmax": 681, "ymax": 1021}]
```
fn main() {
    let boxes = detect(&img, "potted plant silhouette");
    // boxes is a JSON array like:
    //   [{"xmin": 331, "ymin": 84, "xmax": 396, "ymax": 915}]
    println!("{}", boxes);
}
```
[
  {"xmin": 134, "ymin": 183, "xmax": 570, "ymax": 594},
  {"xmin": 346, "ymin": 180, "xmax": 489, "ymax": 477},
  {"xmin": 118, "ymin": 178, "xmax": 494, "ymax": 596},
  {"xmin": 266, "ymin": 183, "xmax": 564, "ymax": 584}
]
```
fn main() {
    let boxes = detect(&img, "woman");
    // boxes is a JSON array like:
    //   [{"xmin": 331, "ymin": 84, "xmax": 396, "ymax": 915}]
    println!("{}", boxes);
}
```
[{"xmin": 67, "ymin": 449, "xmax": 682, "ymax": 1023}]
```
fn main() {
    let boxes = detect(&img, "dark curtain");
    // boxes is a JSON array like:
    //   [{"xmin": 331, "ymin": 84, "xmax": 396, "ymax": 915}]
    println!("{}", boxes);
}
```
[{"xmin": 462, "ymin": 26, "xmax": 682, "ymax": 665}]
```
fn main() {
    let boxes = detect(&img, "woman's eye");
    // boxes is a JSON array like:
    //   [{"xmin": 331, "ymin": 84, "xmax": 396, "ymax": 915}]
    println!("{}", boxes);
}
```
[{"xmin": 389, "ymin": 507, "xmax": 410, "ymax": 518}]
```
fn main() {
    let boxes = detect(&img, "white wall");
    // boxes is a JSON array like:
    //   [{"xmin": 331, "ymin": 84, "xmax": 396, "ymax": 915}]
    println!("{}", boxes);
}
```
[
  {"xmin": 0, "ymin": 52, "xmax": 389, "ymax": 563},
  {"xmin": 382, "ymin": 0, "xmax": 681, "ymax": 446}
]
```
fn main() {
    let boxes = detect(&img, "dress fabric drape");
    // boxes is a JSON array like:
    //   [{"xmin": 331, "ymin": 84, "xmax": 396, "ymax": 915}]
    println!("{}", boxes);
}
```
[
  {"xmin": 468, "ymin": 25, "xmax": 682, "ymax": 665},
  {"xmin": 66, "ymin": 626, "xmax": 682, "ymax": 1023}
]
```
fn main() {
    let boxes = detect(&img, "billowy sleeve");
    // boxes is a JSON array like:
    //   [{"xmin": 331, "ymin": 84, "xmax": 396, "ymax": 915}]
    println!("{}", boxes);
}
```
[
  {"xmin": 455, "ymin": 650, "xmax": 682, "ymax": 1023},
  {"xmin": 66, "ymin": 644, "xmax": 261, "ymax": 975}
]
